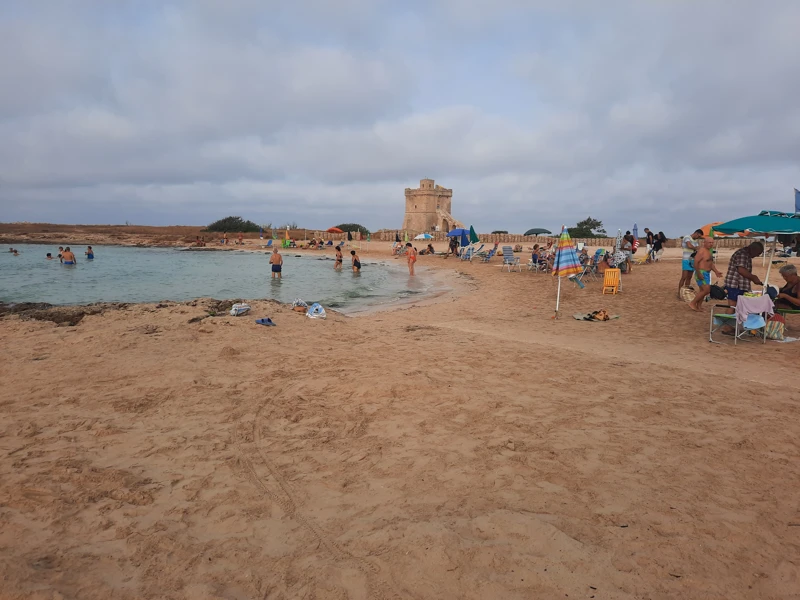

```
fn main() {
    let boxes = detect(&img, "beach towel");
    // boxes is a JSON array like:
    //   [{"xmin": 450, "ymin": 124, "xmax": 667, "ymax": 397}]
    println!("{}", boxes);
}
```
[
  {"xmin": 573, "ymin": 311, "xmax": 619, "ymax": 322},
  {"xmin": 735, "ymin": 295, "xmax": 773, "ymax": 324},
  {"xmin": 229, "ymin": 303, "xmax": 250, "ymax": 316}
]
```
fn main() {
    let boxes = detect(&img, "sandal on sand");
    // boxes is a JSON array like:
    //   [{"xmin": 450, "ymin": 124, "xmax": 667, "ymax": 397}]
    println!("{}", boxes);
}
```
[{"xmin": 255, "ymin": 318, "xmax": 276, "ymax": 326}]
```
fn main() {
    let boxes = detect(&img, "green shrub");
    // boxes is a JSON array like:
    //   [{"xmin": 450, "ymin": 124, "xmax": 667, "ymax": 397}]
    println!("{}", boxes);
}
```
[
  {"xmin": 205, "ymin": 216, "xmax": 261, "ymax": 233},
  {"xmin": 335, "ymin": 223, "xmax": 371, "ymax": 236}
]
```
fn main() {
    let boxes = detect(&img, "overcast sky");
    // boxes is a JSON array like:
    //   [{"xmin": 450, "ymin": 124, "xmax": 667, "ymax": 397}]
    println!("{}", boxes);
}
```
[{"xmin": 1, "ymin": 0, "xmax": 799, "ymax": 235}]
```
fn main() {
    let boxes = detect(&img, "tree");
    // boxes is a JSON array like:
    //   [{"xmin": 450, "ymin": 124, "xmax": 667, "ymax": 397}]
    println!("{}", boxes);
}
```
[
  {"xmin": 335, "ymin": 223, "xmax": 371, "ymax": 236},
  {"xmin": 568, "ymin": 217, "xmax": 607, "ymax": 238},
  {"xmin": 491, "ymin": 230, "xmax": 508, "ymax": 234},
  {"xmin": 205, "ymin": 216, "xmax": 261, "ymax": 233}
]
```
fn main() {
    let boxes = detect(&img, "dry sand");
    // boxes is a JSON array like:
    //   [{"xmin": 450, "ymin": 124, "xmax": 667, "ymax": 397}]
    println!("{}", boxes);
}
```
[{"xmin": 1, "ymin": 242, "xmax": 799, "ymax": 600}]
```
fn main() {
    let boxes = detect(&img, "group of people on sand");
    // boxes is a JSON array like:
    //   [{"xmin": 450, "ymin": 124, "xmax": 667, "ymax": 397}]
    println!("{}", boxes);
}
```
[
  {"xmin": 679, "ymin": 231, "xmax": 800, "ymax": 313},
  {"xmin": 39, "ymin": 246, "xmax": 94, "ymax": 264},
  {"xmin": 217, "ymin": 232, "xmax": 245, "ymax": 246}
]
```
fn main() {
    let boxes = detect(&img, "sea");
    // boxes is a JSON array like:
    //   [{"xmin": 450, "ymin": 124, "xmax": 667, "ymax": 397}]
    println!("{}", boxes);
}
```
[{"xmin": 0, "ymin": 244, "xmax": 438, "ymax": 314}]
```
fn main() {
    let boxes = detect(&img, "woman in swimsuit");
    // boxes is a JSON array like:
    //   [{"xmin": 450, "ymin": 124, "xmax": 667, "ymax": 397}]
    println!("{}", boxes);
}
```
[
  {"xmin": 334, "ymin": 247, "xmax": 343, "ymax": 270},
  {"xmin": 406, "ymin": 243, "xmax": 417, "ymax": 276},
  {"xmin": 776, "ymin": 264, "xmax": 800, "ymax": 310},
  {"xmin": 350, "ymin": 250, "xmax": 361, "ymax": 272},
  {"xmin": 85, "ymin": 246, "xmax": 94, "ymax": 259}
]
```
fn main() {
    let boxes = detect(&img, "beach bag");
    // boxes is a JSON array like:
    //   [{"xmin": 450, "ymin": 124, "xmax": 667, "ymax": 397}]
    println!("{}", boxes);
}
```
[
  {"xmin": 292, "ymin": 298, "xmax": 308, "ymax": 308},
  {"xmin": 306, "ymin": 303, "xmax": 326, "ymax": 319},
  {"xmin": 709, "ymin": 285, "xmax": 727, "ymax": 300},
  {"xmin": 229, "ymin": 303, "xmax": 250, "ymax": 316},
  {"xmin": 765, "ymin": 314, "xmax": 785, "ymax": 341}
]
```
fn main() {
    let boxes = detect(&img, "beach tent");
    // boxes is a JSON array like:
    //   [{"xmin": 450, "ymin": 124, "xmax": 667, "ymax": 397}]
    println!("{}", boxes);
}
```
[
  {"xmin": 327, "ymin": 227, "xmax": 343, "ymax": 233},
  {"xmin": 524, "ymin": 228, "xmax": 552, "ymax": 236},
  {"xmin": 715, "ymin": 210, "xmax": 800, "ymax": 287},
  {"xmin": 552, "ymin": 226, "xmax": 583, "ymax": 318}
]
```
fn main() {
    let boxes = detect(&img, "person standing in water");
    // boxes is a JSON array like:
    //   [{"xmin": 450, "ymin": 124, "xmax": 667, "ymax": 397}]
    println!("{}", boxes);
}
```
[
  {"xmin": 334, "ymin": 246, "xmax": 343, "ymax": 270},
  {"xmin": 61, "ymin": 247, "xmax": 77, "ymax": 265},
  {"xmin": 406, "ymin": 243, "xmax": 417, "ymax": 276},
  {"xmin": 85, "ymin": 246, "xmax": 94, "ymax": 259},
  {"xmin": 57, "ymin": 246, "xmax": 64, "ymax": 262},
  {"xmin": 269, "ymin": 248, "xmax": 283, "ymax": 279},
  {"xmin": 351, "ymin": 250, "xmax": 361, "ymax": 272}
]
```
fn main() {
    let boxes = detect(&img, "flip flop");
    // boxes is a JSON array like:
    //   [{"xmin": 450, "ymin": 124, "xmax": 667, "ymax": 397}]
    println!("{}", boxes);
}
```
[{"xmin": 255, "ymin": 318, "xmax": 276, "ymax": 326}]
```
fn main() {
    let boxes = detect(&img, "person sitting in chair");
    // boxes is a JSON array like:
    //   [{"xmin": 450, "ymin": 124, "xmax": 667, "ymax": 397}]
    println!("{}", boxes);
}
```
[{"xmin": 775, "ymin": 264, "xmax": 800, "ymax": 310}]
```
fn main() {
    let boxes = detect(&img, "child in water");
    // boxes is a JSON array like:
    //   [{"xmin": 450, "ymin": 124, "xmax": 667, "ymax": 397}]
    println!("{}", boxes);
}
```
[{"xmin": 351, "ymin": 250, "xmax": 361, "ymax": 272}]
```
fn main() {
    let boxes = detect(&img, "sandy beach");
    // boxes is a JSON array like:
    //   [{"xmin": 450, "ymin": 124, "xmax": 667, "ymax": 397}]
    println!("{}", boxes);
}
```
[{"xmin": 2, "ymin": 242, "xmax": 799, "ymax": 600}]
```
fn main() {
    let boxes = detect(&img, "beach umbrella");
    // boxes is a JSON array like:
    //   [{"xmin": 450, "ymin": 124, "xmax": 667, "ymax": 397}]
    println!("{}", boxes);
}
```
[
  {"xmin": 446, "ymin": 228, "xmax": 469, "ymax": 237},
  {"xmin": 552, "ymin": 226, "xmax": 583, "ymax": 318},
  {"xmin": 259, "ymin": 226, "xmax": 263, "ymax": 239},
  {"xmin": 414, "ymin": 233, "xmax": 433, "ymax": 240},
  {"xmin": 395, "ymin": 232, "xmax": 401, "ymax": 243},
  {"xmin": 715, "ymin": 210, "xmax": 800, "ymax": 287},
  {"xmin": 327, "ymin": 227, "xmax": 344, "ymax": 233},
  {"xmin": 404, "ymin": 231, "xmax": 408, "ymax": 242},
  {"xmin": 632, "ymin": 223, "xmax": 640, "ymax": 253},
  {"xmin": 469, "ymin": 226, "xmax": 480, "ymax": 245},
  {"xmin": 524, "ymin": 228, "xmax": 552, "ymax": 236}
]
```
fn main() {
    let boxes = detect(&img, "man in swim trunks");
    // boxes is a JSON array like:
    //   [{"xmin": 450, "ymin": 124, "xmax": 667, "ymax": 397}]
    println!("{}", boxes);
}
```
[
  {"xmin": 334, "ymin": 247, "xmax": 343, "ymax": 270},
  {"xmin": 351, "ymin": 250, "xmax": 361, "ymax": 272},
  {"xmin": 61, "ymin": 247, "xmax": 77, "ymax": 265},
  {"xmin": 688, "ymin": 238, "xmax": 722, "ymax": 311},
  {"xmin": 406, "ymin": 242, "xmax": 417, "ymax": 275},
  {"xmin": 85, "ymin": 246, "xmax": 94, "ymax": 259},
  {"xmin": 679, "ymin": 229, "xmax": 703, "ymax": 298},
  {"xmin": 269, "ymin": 248, "xmax": 283, "ymax": 279}
]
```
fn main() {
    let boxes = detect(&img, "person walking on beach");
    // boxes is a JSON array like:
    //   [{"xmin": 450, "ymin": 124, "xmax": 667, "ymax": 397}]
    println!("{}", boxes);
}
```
[
  {"xmin": 406, "ymin": 243, "xmax": 417, "ymax": 276},
  {"xmin": 61, "ymin": 247, "xmax": 77, "ymax": 265},
  {"xmin": 679, "ymin": 229, "xmax": 703, "ymax": 298},
  {"xmin": 688, "ymin": 238, "xmax": 722, "ymax": 311},
  {"xmin": 334, "ymin": 246, "xmax": 343, "ymax": 270},
  {"xmin": 223, "ymin": 232, "xmax": 228, "ymax": 245},
  {"xmin": 269, "ymin": 248, "xmax": 283, "ymax": 279},
  {"xmin": 351, "ymin": 250, "xmax": 361, "ymax": 272}
]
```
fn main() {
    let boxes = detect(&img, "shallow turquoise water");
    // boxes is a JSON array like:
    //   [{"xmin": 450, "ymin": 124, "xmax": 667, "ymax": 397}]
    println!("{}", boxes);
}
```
[{"xmin": 0, "ymin": 245, "xmax": 432, "ymax": 313}]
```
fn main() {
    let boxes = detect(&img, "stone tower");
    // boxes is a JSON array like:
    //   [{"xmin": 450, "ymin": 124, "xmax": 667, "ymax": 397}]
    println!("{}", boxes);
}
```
[{"xmin": 402, "ymin": 179, "xmax": 463, "ymax": 232}]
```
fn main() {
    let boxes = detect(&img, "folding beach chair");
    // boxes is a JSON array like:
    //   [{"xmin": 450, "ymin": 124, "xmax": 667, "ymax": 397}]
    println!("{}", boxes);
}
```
[
  {"xmin": 460, "ymin": 246, "xmax": 475, "ymax": 261},
  {"xmin": 709, "ymin": 305, "xmax": 768, "ymax": 345},
  {"xmin": 602, "ymin": 268, "xmax": 620, "ymax": 294},
  {"xmin": 579, "ymin": 249, "xmax": 603, "ymax": 281},
  {"xmin": 502, "ymin": 246, "xmax": 521, "ymax": 272},
  {"xmin": 481, "ymin": 248, "xmax": 497, "ymax": 262},
  {"xmin": 265, "ymin": 239, "xmax": 273, "ymax": 248}
]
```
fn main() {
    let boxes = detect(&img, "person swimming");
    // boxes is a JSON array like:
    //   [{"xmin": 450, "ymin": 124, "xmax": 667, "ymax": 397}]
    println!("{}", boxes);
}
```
[
  {"xmin": 46, "ymin": 253, "xmax": 53, "ymax": 260},
  {"xmin": 85, "ymin": 246, "xmax": 94, "ymax": 259},
  {"xmin": 61, "ymin": 247, "xmax": 77, "ymax": 265}
]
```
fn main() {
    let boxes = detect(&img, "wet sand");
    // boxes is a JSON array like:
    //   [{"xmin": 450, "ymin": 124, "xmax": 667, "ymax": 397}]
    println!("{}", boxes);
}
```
[{"xmin": 1, "ymin": 243, "xmax": 799, "ymax": 599}]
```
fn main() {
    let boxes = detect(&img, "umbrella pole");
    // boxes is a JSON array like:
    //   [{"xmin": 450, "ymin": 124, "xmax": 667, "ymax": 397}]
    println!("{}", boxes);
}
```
[
  {"xmin": 555, "ymin": 275, "xmax": 562, "ymax": 318},
  {"xmin": 762, "ymin": 238, "xmax": 777, "ymax": 291}
]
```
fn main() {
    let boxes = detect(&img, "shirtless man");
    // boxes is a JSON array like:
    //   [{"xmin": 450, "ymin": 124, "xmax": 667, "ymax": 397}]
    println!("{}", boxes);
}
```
[
  {"xmin": 61, "ymin": 247, "xmax": 77, "ymax": 265},
  {"xmin": 688, "ymin": 238, "xmax": 722, "ymax": 311},
  {"xmin": 269, "ymin": 248, "xmax": 283, "ymax": 279}
]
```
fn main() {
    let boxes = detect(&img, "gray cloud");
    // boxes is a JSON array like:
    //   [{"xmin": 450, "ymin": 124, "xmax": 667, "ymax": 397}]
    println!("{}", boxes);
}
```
[{"xmin": 1, "ymin": 0, "xmax": 799, "ymax": 235}]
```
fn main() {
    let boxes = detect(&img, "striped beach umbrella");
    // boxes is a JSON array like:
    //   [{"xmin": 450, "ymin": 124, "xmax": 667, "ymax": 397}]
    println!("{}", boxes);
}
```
[
  {"xmin": 552, "ymin": 226, "xmax": 583, "ymax": 317},
  {"xmin": 632, "ymin": 223, "xmax": 640, "ymax": 253}
]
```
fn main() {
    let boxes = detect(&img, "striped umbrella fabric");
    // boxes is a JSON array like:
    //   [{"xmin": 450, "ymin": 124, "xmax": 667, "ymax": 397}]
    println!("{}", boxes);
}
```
[
  {"xmin": 632, "ymin": 223, "xmax": 640, "ymax": 252},
  {"xmin": 552, "ymin": 226, "xmax": 583, "ymax": 278}
]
